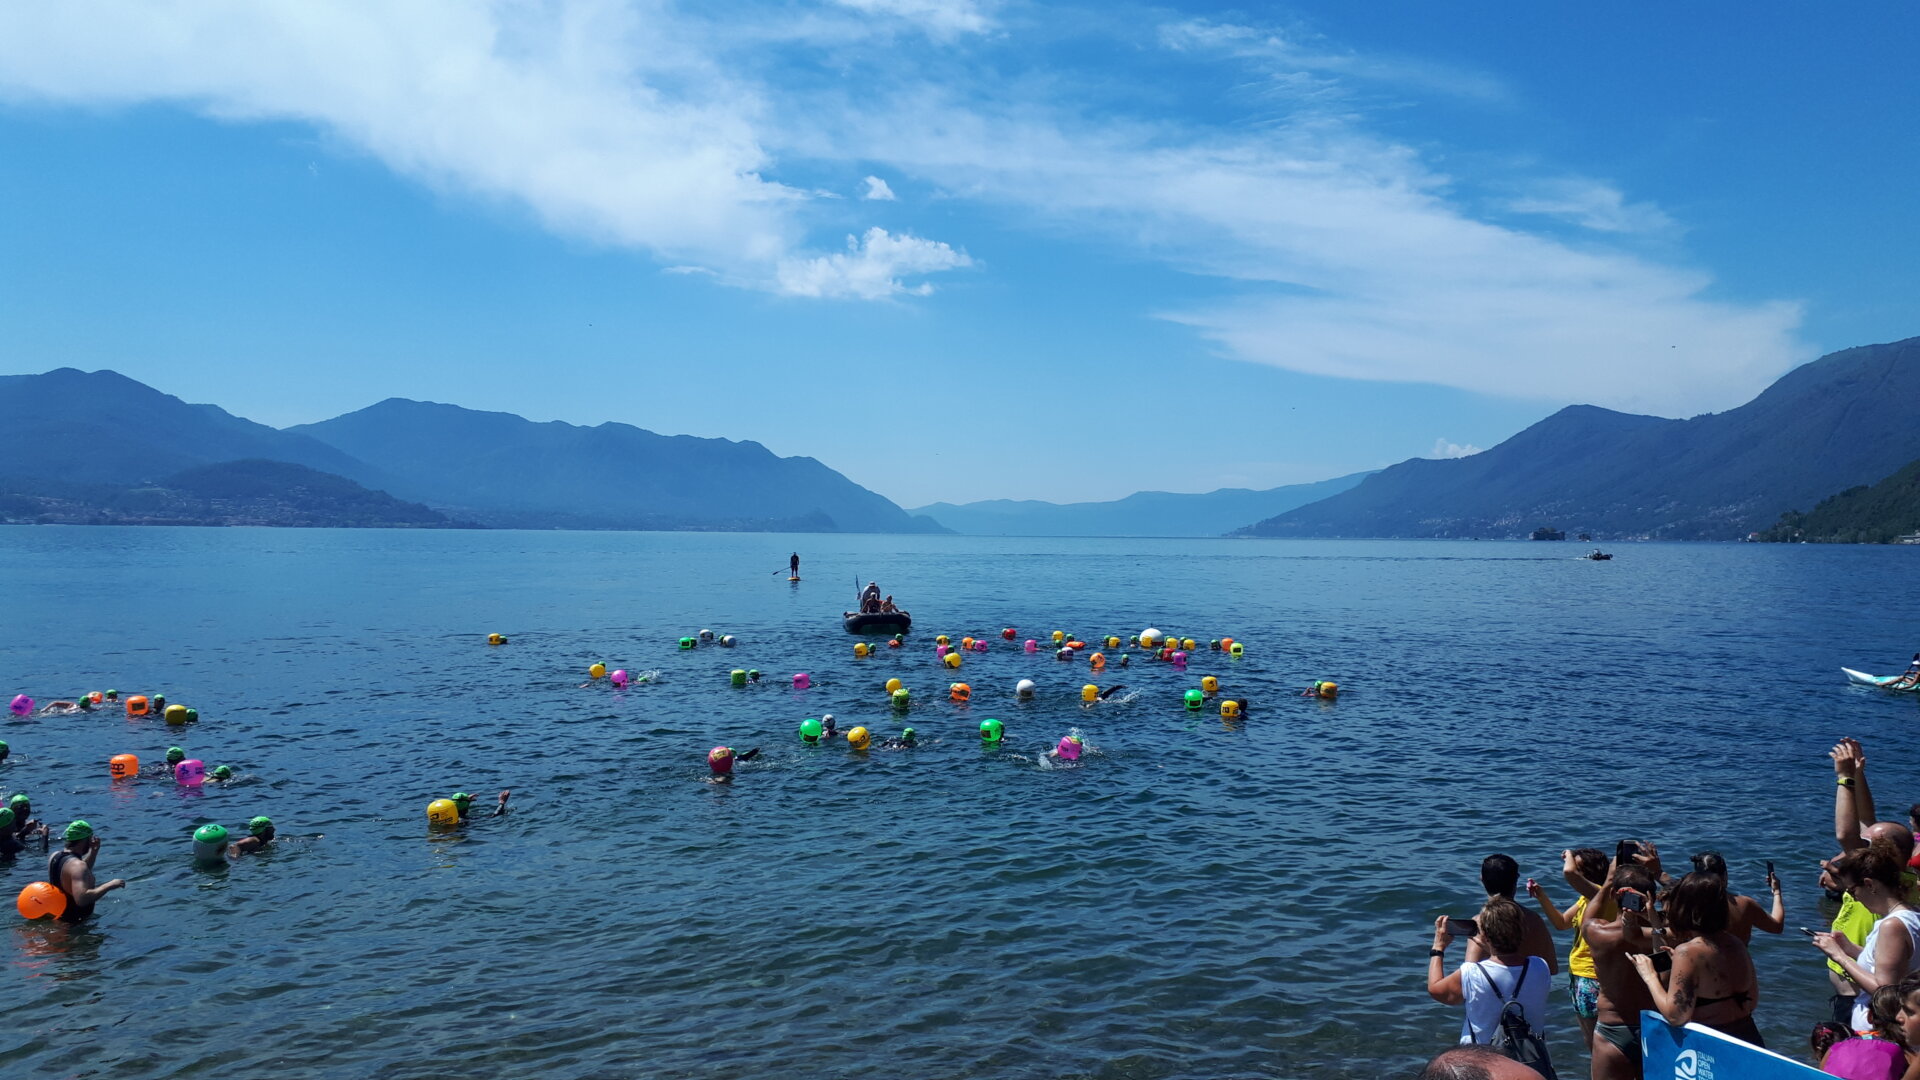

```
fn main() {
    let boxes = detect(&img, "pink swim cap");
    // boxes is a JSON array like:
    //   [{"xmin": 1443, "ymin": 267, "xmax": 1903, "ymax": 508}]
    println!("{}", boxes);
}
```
[
  {"xmin": 708, "ymin": 746, "xmax": 735, "ymax": 774},
  {"xmin": 1056, "ymin": 736, "xmax": 1082, "ymax": 761}
]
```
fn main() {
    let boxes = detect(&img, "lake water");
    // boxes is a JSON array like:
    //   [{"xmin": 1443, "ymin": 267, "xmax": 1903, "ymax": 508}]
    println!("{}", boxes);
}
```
[{"xmin": 2, "ymin": 528, "xmax": 1917, "ymax": 1078}]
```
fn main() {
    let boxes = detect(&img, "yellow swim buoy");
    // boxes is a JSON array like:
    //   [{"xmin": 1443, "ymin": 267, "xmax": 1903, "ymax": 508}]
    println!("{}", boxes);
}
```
[
  {"xmin": 885, "ymin": 677, "xmax": 903, "ymax": 693},
  {"xmin": 427, "ymin": 799, "xmax": 459, "ymax": 827}
]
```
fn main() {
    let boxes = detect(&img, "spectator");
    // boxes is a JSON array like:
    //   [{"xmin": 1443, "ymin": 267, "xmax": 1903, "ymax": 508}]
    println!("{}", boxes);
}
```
[
  {"xmin": 1688, "ymin": 850, "xmax": 1784, "ymax": 942},
  {"xmin": 1427, "ymin": 897, "xmax": 1552, "ymax": 1056},
  {"xmin": 1466, "ymin": 854, "xmax": 1559, "ymax": 975},
  {"xmin": 1631, "ymin": 872, "xmax": 1763, "ymax": 1045},
  {"xmin": 1527, "ymin": 847, "xmax": 1609, "ymax": 1050},
  {"xmin": 1581, "ymin": 860, "xmax": 1660, "ymax": 1080},
  {"xmin": 1817, "ymin": 843, "xmax": 1920, "ymax": 1032}
]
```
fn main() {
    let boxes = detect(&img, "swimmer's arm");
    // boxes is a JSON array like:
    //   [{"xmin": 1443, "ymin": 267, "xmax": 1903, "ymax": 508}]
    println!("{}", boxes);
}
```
[
  {"xmin": 493, "ymin": 789, "xmax": 511, "ymax": 817},
  {"xmin": 737, "ymin": 748, "xmax": 761, "ymax": 761}
]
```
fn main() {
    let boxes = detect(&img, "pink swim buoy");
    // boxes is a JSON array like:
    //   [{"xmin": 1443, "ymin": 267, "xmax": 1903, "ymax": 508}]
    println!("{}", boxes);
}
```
[
  {"xmin": 792, "ymin": 673, "xmax": 810, "ymax": 689},
  {"xmin": 9, "ymin": 695, "xmax": 33, "ymax": 717},
  {"xmin": 175, "ymin": 758, "xmax": 207, "ymax": 786},
  {"xmin": 1056, "ymin": 736, "xmax": 1082, "ymax": 761},
  {"xmin": 610, "ymin": 669, "xmax": 630, "ymax": 687},
  {"xmin": 1024, "ymin": 639, "xmax": 1037, "ymax": 653},
  {"xmin": 936, "ymin": 644, "xmax": 951, "ymax": 658}
]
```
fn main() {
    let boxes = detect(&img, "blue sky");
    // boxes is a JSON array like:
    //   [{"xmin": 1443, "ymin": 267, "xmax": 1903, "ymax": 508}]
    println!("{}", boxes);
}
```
[{"xmin": 1, "ymin": 1, "xmax": 1915, "ymax": 506}]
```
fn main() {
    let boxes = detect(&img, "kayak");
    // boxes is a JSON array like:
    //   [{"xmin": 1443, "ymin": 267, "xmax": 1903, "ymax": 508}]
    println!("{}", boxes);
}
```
[
  {"xmin": 845, "ymin": 611, "xmax": 911, "ymax": 635},
  {"xmin": 1844, "ymin": 668, "xmax": 1919, "ymax": 692}
]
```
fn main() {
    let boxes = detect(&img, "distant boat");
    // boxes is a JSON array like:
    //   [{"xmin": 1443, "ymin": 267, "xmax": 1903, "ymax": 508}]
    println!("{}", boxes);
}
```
[
  {"xmin": 845, "ymin": 610, "xmax": 911, "ymax": 634},
  {"xmin": 1531, "ymin": 527, "xmax": 1566, "ymax": 541},
  {"xmin": 1584, "ymin": 550, "xmax": 1612, "ymax": 561},
  {"xmin": 1577, "ymin": 533, "xmax": 1593, "ymax": 541}
]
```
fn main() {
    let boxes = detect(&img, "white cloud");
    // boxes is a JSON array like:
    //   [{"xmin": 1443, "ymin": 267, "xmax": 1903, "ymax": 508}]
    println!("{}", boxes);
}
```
[
  {"xmin": 0, "ymin": 3, "xmax": 1808, "ymax": 413},
  {"xmin": 828, "ymin": 0, "xmax": 995, "ymax": 38},
  {"xmin": 776, "ymin": 227, "xmax": 972, "ymax": 299},
  {"xmin": 1429, "ymin": 438, "xmax": 1483, "ymax": 459},
  {"xmin": 861, "ymin": 175, "xmax": 897, "ymax": 200},
  {"xmin": 1503, "ymin": 178, "xmax": 1675, "ymax": 234}
]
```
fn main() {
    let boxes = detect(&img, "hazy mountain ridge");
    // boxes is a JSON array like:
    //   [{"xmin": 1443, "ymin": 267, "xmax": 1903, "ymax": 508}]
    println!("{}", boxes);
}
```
[
  {"xmin": 912, "ymin": 472, "xmax": 1375, "ymax": 536},
  {"xmin": 1238, "ymin": 336, "xmax": 1920, "ymax": 540},
  {"xmin": 0, "ymin": 459, "xmax": 466, "ymax": 528}
]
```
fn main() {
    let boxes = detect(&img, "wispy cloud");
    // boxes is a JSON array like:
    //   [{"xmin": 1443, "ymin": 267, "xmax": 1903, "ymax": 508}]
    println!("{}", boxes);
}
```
[
  {"xmin": 1429, "ymin": 438, "xmax": 1483, "ymax": 459},
  {"xmin": 0, "ymin": 2, "xmax": 1806, "ymax": 414},
  {"xmin": 861, "ymin": 175, "xmax": 897, "ymax": 200}
]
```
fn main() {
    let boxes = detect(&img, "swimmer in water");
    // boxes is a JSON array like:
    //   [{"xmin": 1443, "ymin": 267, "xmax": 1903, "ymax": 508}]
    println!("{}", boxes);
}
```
[
  {"xmin": 229, "ymin": 816, "xmax": 276, "ymax": 855},
  {"xmin": 0, "ymin": 807, "xmax": 41, "ymax": 859},
  {"xmin": 210, "ymin": 765, "xmax": 235, "ymax": 782},
  {"xmin": 37, "ymin": 700, "xmax": 85, "ymax": 716},
  {"xmin": 49, "ymin": 821, "xmax": 126, "ymax": 923},
  {"xmin": 707, "ymin": 746, "xmax": 762, "ymax": 782},
  {"xmin": 820, "ymin": 714, "xmax": 839, "ymax": 740},
  {"xmin": 1096, "ymin": 685, "xmax": 1126, "ymax": 700},
  {"xmin": 876, "ymin": 727, "xmax": 918, "ymax": 750},
  {"xmin": 7, "ymin": 794, "xmax": 46, "ymax": 845},
  {"xmin": 165, "ymin": 746, "xmax": 186, "ymax": 770},
  {"xmin": 453, "ymin": 791, "xmax": 511, "ymax": 820}
]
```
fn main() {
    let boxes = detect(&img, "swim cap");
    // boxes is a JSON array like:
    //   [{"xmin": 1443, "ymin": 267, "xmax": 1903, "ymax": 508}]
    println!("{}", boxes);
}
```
[
  {"xmin": 7, "ymin": 794, "xmax": 27, "ymax": 810},
  {"xmin": 152, "ymin": 694, "xmax": 165, "ymax": 706},
  {"xmin": 193, "ymin": 823, "xmax": 228, "ymax": 846},
  {"xmin": 77, "ymin": 697, "xmax": 94, "ymax": 710},
  {"xmin": 798, "ymin": 718, "xmax": 823, "ymax": 744},
  {"xmin": 1057, "ymin": 735, "xmax": 1082, "ymax": 761},
  {"xmin": 248, "ymin": 816, "xmax": 273, "ymax": 836},
  {"xmin": 0, "ymin": 808, "xmax": 12, "ymax": 829},
  {"xmin": 105, "ymin": 689, "xmax": 118, "ymax": 699},
  {"xmin": 166, "ymin": 746, "xmax": 185, "ymax": 764},
  {"xmin": 451, "ymin": 793, "xmax": 473, "ymax": 812},
  {"xmin": 64, "ymin": 820, "xmax": 93, "ymax": 842},
  {"xmin": 0, "ymin": 739, "xmax": 8, "ymax": 761},
  {"xmin": 709, "ymin": 746, "xmax": 736, "ymax": 774},
  {"xmin": 747, "ymin": 669, "xmax": 761, "ymax": 679},
  {"xmin": 980, "ymin": 718, "xmax": 1004, "ymax": 743},
  {"xmin": 211, "ymin": 765, "xmax": 233, "ymax": 780},
  {"xmin": 901, "ymin": 727, "xmax": 917, "ymax": 744},
  {"xmin": 847, "ymin": 726, "xmax": 870, "ymax": 750}
]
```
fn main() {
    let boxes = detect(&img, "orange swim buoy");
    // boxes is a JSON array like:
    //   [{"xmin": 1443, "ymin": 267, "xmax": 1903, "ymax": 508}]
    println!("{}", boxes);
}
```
[
  {"xmin": 125, "ymin": 695, "xmax": 150, "ymax": 717},
  {"xmin": 16, "ymin": 881, "xmax": 67, "ymax": 920}
]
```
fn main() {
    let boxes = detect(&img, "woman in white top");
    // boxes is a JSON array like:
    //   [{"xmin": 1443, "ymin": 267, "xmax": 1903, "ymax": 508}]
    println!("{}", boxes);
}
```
[
  {"xmin": 1814, "ymin": 843, "xmax": 1920, "ymax": 1030},
  {"xmin": 1427, "ymin": 897, "xmax": 1553, "ymax": 1046}
]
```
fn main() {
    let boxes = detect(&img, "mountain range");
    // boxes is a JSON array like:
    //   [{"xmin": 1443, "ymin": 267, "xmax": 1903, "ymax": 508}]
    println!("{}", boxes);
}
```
[
  {"xmin": 0, "ymin": 369, "xmax": 943, "ymax": 533},
  {"xmin": 911, "ymin": 472, "xmax": 1373, "ymax": 537},
  {"xmin": 1236, "ymin": 336, "xmax": 1920, "ymax": 540}
]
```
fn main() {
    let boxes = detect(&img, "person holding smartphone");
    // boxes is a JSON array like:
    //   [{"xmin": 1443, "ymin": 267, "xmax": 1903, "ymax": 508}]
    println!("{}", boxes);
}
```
[
  {"xmin": 1425, "ymin": 897, "xmax": 1553, "ymax": 1058},
  {"xmin": 1580, "ymin": 860, "xmax": 1661, "ymax": 1080},
  {"xmin": 1630, "ymin": 872, "xmax": 1763, "ymax": 1046},
  {"xmin": 1817, "ymin": 843, "xmax": 1920, "ymax": 1033},
  {"xmin": 1688, "ymin": 851, "xmax": 1784, "ymax": 942}
]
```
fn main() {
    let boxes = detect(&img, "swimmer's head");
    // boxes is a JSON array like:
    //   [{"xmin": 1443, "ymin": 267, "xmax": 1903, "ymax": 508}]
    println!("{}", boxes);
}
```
[
  {"xmin": 821, "ymin": 714, "xmax": 837, "ymax": 734},
  {"xmin": 77, "ymin": 696, "xmax": 94, "ymax": 711},
  {"xmin": 0, "ymin": 739, "xmax": 8, "ymax": 762},
  {"xmin": 105, "ymin": 689, "xmax": 118, "ymax": 700},
  {"xmin": 709, "ymin": 746, "xmax": 736, "ymax": 774},
  {"xmin": 211, "ymin": 765, "xmax": 233, "ymax": 781},
  {"xmin": 0, "ymin": 808, "xmax": 12, "ymax": 830},
  {"xmin": 1056, "ymin": 735, "xmax": 1083, "ymax": 761},
  {"xmin": 7, "ymin": 793, "xmax": 28, "ymax": 813},
  {"xmin": 980, "ymin": 718, "xmax": 1004, "ymax": 744},
  {"xmin": 451, "ymin": 793, "xmax": 473, "ymax": 815},
  {"xmin": 846, "ymin": 726, "xmax": 870, "ymax": 751},
  {"xmin": 64, "ymin": 820, "xmax": 93, "ymax": 844},
  {"xmin": 248, "ymin": 816, "xmax": 274, "ymax": 838},
  {"xmin": 747, "ymin": 669, "xmax": 761, "ymax": 681},
  {"xmin": 152, "ymin": 694, "xmax": 165, "ymax": 707},
  {"xmin": 900, "ymin": 727, "xmax": 917, "ymax": 745},
  {"xmin": 166, "ymin": 746, "xmax": 186, "ymax": 765}
]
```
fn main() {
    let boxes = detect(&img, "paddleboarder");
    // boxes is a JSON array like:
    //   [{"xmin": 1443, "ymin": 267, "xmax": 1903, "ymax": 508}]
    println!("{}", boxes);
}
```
[{"xmin": 790, "ymin": 552, "xmax": 800, "ymax": 579}]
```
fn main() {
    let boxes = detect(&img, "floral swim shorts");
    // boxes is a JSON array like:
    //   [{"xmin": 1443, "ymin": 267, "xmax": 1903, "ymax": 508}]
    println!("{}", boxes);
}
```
[{"xmin": 1570, "ymin": 974, "xmax": 1600, "ymax": 1019}]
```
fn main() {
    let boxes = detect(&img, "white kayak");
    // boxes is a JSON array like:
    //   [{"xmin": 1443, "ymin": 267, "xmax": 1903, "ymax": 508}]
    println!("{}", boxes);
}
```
[{"xmin": 1844, "ymin": 668, "xmax": 1919, "ymax": 692}]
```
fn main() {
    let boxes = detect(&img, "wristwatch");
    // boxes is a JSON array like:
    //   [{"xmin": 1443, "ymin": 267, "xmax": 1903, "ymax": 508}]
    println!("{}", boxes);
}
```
[
  {"xmin": 1840, "ymin": 776, "xmax": 1857, "ymax": 787},
  {"xmin": 1429, "ymin": 949, "xmax": 1446, "ymax": 957}
]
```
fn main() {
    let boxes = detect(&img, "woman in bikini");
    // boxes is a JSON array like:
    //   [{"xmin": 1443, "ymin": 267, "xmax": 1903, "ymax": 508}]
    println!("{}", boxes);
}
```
[{"xmin": 1631, "ymin": 872, "xmax": 1764, "ymax": 1046}]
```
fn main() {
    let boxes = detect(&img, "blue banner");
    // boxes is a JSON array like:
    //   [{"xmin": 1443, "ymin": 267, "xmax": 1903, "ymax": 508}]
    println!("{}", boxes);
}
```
[{"xmin": 1640, "ymin": 1012, "xmax": 1823, "ymax": 1079}]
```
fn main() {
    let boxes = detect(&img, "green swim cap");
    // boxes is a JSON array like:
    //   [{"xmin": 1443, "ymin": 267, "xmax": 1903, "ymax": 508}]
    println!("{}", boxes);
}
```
[
  {"xmin": 0, "ymin": 739, "xmax": 9, "ymax": 761},
  {"xmin": 77, "ymin": 697, "xmax": 94, "ymax": 710},
  {"xmin": 193, "ymin": 823, "xmax": 228, "ymax": 846},
  {"xmin": 184, "ymin": 708, "xmax": 199, "ymax": 723},
  {"xmin": 7, "ymin": 793, "xmax": 27, "ymax": 810},
  {"xmin": 901, "ymin": 727, "xmax": 917, "ymax": 743},
  {"xmin": 166, "ymin": 746, "xmax": 186, "ymax": 764},
  {"xmin": 980, "ymin": 718, "xmax": 1004, "ymax": 742},
  {"xmin": 152, "ymin": 694, "xmax": 165, "ymax": 706},
  {"xmin": 65, "ymin": 820, "xmax": 93, "ymax": 842},
  {"xmin": 248, "ymin": 816, "xmax": 273, "ymax": 836},
  {"xmin": 211, "ymin": 765, "xmax": 233, "ymax": 780},
  {"xmin": 0, "ymin": 808, "xmax": 12, "ymax": 829},
  {"xmin": 105, "ymin": 689, "xmax": 118, "ymax": 699},
  {"xmin": 451, "ymin": 793, "xmax": 472, "ymax": 811}
]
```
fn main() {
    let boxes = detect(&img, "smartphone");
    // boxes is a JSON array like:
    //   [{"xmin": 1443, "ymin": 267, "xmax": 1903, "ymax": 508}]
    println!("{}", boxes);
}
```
[
  {"xmin": 1444, "ymin": 917, "xmax": 1479, "ymax": 938},
  {"xmin": 1798, "ymin": 927, "xmax": 1818, "ymax": 937},
  {"xmin": 1617, "ymin": 839, "xmax": 1641, "ymax": 862},
  {"xmin": 1766, "ymin": 860, "xmax": 1776, "ymax": 878},
  {"xmin": 1526, "ymin": 878, "xmax": 1537, "ymax": 891},
  {"xmin": 1619, "ymin": 891, "xmax": 1647, "ymax": 913},
  {"xmin": 1652, "ymin": 951, "xmax": 1674, "ymax": 973}
]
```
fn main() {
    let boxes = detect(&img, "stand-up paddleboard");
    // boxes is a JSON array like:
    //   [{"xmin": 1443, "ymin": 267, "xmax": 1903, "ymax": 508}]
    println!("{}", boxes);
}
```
[
  {"xmin": 1845, "ymin": 667, "xmax": 1918, "ymax": 691},
  {"xmin": 788, "ymin": 576, "xmax": 801, "ymax": 582},
  {"xmin": 1643, "ymin": 1012, "xmax": 1823, "ymax": 1078}
]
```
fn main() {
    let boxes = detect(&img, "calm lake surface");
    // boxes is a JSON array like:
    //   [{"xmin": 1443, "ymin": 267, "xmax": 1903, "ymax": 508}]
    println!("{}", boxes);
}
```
[{"xmin": 2, "ymin": 528, "xmax": 1917, "ymax": 1078}]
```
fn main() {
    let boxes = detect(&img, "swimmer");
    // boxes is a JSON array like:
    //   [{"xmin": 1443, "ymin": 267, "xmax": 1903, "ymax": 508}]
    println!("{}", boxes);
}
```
[
  {"xmin": 1096, "ymin": 685, "xmax": 1127, "ymax": 700},
  {"xmin": 229, "ymin": 816, "xmax": 276, "ymax": 855},
  {"xmin": 747, "ymin": 669, "xmax": 763, "ymax": 684},
  {"xmin": 8, "ymin": 794, "xmax": 46, "ymax": 844},
  {"xmin": 453, "ymin": 790, "xmax": 511, "ymax": 820},
  {"xmin": 876, "ymin": 727, "xmax": 918, "ymax": 750},
  {"xmin": 1226, "ymin": 698, "xmax": 1252, "ymax": 714},
  {"xmin": 210, "ymin": 765, "xmax": 235, "ymax": 782},
  {"xmin": 820, "ymin": 714, "xmax": 838, "ymax": 740},
  {"xmin": 37, "ymin": 700, "xmax": 84, "ymax": 716},
  {"xmin": 48, "ymin": 821, "xmax": 126, "ymax": 923},
  {"xmin": 0, "ymin": 807, "xmax": 44, "ymax": 858},
  {"xmin": 1117, "ymin": 654, "xmax": 1130, "ymax": 668},
  {"xmin": 166, "ymin": 746, "xmax": 186, "ymax": 769},
  {"xmin": 706, "ymin": 746, "xmax": 763, "ymax": 781}
]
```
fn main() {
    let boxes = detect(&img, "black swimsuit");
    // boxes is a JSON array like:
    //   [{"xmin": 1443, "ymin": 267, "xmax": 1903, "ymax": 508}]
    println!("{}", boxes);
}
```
[{"xmin": 46, "ymin": 850, "xmax": 87, "ymax": 923}]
